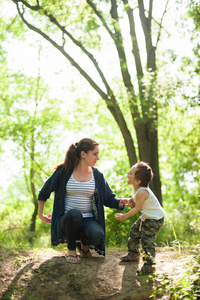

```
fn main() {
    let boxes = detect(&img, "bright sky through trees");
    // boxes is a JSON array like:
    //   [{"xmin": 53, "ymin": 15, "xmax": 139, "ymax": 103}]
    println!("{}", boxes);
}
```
[
  {"xmin": 2, "ymin": 0, "xmax": 195, "ymax": 95},
  {"xmin": 0, "ymin": 0, "xmax": 198, "ymax": 193}
]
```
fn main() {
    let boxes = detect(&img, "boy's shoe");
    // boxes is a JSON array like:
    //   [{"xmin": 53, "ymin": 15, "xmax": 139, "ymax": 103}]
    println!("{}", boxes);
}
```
[
  {"xmin": 120, "ymin": 252, "xmax": 140, "ymax": 262},
  {"xmin": 137, "ymin": 264, "xmax": 155, "ymax": 275}
]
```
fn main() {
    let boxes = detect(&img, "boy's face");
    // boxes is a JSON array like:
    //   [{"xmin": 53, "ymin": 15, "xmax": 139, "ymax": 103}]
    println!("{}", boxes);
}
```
[
  {"xmin": 127, "ymin": 166, "xmax": 141, "ymax": 186},
  {"xmin": 127, "ymin": 166, "xmax": 136, "ymax": 185}
]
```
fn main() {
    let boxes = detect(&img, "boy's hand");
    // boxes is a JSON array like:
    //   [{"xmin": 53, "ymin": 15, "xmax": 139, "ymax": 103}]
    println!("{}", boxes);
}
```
[{"xmin": 115, "ymin": 213, "xmax": 126, "ymax": 222}]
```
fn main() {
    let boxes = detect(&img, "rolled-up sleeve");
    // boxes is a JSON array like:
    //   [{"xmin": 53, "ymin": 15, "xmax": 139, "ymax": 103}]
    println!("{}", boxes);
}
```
[{"xmin": 37, "ymin": 170, "xmax": 60, "ymax": 202}]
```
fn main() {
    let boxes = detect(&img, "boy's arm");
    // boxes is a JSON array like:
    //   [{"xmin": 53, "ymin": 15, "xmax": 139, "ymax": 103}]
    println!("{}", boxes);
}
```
[{"xmin": 116, "ymin": 190, "xmax": 148, "ymax": 222}]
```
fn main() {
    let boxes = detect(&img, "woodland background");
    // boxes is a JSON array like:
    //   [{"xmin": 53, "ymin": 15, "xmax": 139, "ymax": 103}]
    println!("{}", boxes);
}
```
[{"xmin": 0, "ymin": 0, "xmax": 199, "ymax": 254}]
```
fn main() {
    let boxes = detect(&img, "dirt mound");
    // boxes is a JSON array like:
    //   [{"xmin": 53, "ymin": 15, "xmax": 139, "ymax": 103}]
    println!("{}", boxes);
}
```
[{"xmin": 0, "ymin": 248, "xmax": 178, "ymax": 300}]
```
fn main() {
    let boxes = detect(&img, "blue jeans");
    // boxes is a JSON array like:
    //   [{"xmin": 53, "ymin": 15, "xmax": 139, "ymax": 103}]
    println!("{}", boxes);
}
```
[{"xmin": 59, "ymin": 209, "xmax": 104, "ymax": 250}]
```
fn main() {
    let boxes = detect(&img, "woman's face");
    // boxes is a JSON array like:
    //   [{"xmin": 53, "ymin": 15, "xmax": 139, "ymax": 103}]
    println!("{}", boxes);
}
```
[{"xmin": 84, "ymin": 146, "xmax": 99, "ymax": 167}]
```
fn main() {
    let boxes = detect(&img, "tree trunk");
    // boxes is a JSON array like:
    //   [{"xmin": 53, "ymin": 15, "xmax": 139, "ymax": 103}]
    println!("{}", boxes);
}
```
[
  {"xmin": 30, "ymin": 201, "xmax": 38, "ymax": 232},
  {"xmin": 134, "ymin": 120, "xmax": 162, "ymax": 201},
  {"xmin": 11, "ymin": 0, "xmax": 168, "ymax": 205},
  {"xmin": 30, "ymin": 130, "xmax": 38, "ymax": 232}
]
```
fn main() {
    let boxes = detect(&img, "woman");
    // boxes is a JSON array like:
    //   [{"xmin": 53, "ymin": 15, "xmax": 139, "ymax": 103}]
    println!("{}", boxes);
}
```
[{"xmin": 38, "ymin": 138, "xmax": 127, "ymax": 263}]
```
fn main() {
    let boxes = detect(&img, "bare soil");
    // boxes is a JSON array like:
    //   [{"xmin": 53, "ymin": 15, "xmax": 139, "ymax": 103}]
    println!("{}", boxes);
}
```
[{"xmin": 0, "ymin": 247, "xmax": 183, "ymax": 300}]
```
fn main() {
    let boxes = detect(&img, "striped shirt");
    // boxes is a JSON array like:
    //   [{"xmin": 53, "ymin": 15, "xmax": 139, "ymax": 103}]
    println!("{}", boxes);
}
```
[{"xmin": 64, "ymin": 171, "xmax": 95, "ymax": 218}]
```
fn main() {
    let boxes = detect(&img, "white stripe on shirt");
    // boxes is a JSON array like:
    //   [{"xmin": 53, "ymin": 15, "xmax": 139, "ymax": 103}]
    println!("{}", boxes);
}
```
[{"xmin": 64, "ymin": 171, "xmax": 95, "ymax": 218}]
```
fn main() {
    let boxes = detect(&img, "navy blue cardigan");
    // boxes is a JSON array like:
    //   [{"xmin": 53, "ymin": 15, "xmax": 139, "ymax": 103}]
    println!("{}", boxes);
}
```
[{"xmin": 37, "ymin": 166, "xmax": 124, "ymax": 256}]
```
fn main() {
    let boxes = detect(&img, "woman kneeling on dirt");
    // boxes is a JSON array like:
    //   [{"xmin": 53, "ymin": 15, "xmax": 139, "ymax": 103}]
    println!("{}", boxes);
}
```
[{"xmin": 38, "ymin": 138, "xmax": 128, "ymax": 263}]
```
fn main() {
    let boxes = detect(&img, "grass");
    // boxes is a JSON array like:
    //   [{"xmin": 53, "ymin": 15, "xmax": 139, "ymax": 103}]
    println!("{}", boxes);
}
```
[
  {"xmin": 149, "ymin": 244, "xmax": 200, "ymax": 299},
  {"xmin": 1, "ymin": 200, "xmax": 200, "ymax": 299},
  {"xmin": 0, "ymin": 241, "xmax": 199, "ymax": 299}
]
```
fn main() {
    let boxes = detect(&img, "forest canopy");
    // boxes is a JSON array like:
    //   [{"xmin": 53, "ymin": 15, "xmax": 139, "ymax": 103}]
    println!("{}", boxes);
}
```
[{"xmin": 0, "ymin": 0, "xmax": 199, "ymax": 250}]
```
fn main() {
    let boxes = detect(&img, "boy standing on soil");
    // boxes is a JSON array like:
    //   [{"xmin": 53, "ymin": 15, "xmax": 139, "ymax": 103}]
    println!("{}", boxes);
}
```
[{"xmin": 116, "ymin": 161, "xmax": 165, "ymax": 275}]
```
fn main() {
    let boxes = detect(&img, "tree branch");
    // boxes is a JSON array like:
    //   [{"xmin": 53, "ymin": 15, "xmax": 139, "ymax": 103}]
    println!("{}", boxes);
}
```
[
  {"xmin": 12, "ymin": 0, "xmax": 114, "ymax": 97},
  {"xmin": 149, "ymin": 0, "xmax": 153, "ymax": 22},
  {"xmin": 138, "ymin": 0, "xmax": 155, "ymax": 70},
  {"xmin": 12, "ymin": 0, "xmax": 138, "ymax": 165},
  {"xmin": 122, "ymin": 0, "xmax": 143, "ymax": 77},
  {"xmin": 86, "ymin": 0, "xmax": 115, "ymax": 40},
  {"xmin": 86, "ymin": 0, "xmax": 140, "ymax": 121},
  {"xmin": 110, "ymin": 0, "xmax": 135, "ymax": 92},
  {"xmin": 14, "ymin": 1, "xmax": 110, "ymax": 101},
  {"xmin": 155, "ymin": 0, "xmax": 169, "ymax": 48},
  {"xmin": 12, "ymin": 0, "xmax": 40, "ymax": 10}
]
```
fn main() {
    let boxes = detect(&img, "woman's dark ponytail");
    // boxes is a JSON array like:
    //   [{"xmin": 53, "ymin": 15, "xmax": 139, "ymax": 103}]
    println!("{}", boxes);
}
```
[
  {"xmin": 55, "ymin": 138, "xmax": 99, "ymax": 173},
  {"xmin": 63, "ymin": 144, "xmax": 79, "ymax": 173}
]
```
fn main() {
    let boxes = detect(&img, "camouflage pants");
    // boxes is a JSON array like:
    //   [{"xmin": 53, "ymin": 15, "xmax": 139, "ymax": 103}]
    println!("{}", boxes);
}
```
[{"xmin": 128, "ymin": 216, "xmax": 164, "ymax": 265}]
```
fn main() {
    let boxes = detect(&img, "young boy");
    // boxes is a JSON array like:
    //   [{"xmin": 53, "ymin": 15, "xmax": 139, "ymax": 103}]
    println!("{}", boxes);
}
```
[{"xmin": 116, "ymin": 161, "xmax": 165, "ymax": 275}]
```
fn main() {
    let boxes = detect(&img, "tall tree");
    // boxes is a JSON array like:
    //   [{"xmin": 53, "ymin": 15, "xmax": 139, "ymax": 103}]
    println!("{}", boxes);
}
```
[{"xmin": 9, "ymin": 0, "xmax": 171, "ymax": 203}]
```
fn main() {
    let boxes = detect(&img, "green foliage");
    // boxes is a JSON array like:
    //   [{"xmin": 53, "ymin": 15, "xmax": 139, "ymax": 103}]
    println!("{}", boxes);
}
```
[
  {"xmin": 67, "ymin": 82, "xmax": 132, "ymax": 179},
  {"xmin": 0, "ymin": 3, "xmax": 27, "ymax": 41},
  {"xmin": 68, "ymin": 273, "xmax": 81, "ymax": 292},
  {"xmin": 0, "ymin": 196, "xmax": 52, "ymax": 250},
  {"xmin": 176, "ymin": 0, "xmax": 200, "ymax": 76},
  {"xmin": 2, "ymin": 195, "xmax": 199, "ymax": 252},
  {"xmin": 0, "ymin": 0, "xmax": 199, "ymax": 274},
  {"xmin": 156, "ymin": 203, "xmax": 200, "ymax": 246},
  {"xmin": 105, "ymin": 208, "xmax": 139, "ymax": 247},
  {"xmin": 151, "ymin": 244, "xmax": 200, "ymax": 299},
  {"xmin": 188, "ymin": 1, "xmax": 200, "ymax": 76},
  {"xmin": 0, "ymin": 46, "xmax": 70, "ymax": 232},
  {"xmin": 105, "ymin": 202, "xmax": 200, "ymax": 249},
  {"xmin": 159, "ymin": 102, "xmax": 200, "ymax": 207},
  {"xmin": 0, "ymin": 198, "xmax": 34, "ymax": 249},
  {"xmin": 187, "ymin": 1, "xmax": 200, "ymax": 39}
]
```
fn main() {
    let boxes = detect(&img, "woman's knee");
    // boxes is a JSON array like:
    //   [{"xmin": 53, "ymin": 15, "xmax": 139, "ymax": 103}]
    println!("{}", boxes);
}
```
[
  {"xmin": 83, "ymin": 227, "xmax": 104, "ymax": 246},
  {"xmin": 67, "ymin": 209, "xmax": 82, "ymax": 220},
  {"xmin": 67, "ymin": 209, "xmax": 82, "ymax": 222},
  {"xmin": 60, "ymin": 209, "xmax": 82, "ymax": 230},
  {"xmin": 92, "ymin": 230, "xmax": 104, "ymax": 245},
  {"xmin": 97, "ymin": 232, "xmax": 104, "ymax": 245}
]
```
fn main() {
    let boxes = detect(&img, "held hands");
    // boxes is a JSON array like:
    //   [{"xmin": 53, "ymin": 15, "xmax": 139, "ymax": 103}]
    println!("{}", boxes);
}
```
[
  {"xmin": 117, "ymin": 197, "xmax": 135, "ymax": 222},
  {"xmin": 128, "ymin": 197, "xmax": 135, "ymax": 208},
  {"xmin": 120, "ymin": 197, "xmax": 135, "ymax": 208}
]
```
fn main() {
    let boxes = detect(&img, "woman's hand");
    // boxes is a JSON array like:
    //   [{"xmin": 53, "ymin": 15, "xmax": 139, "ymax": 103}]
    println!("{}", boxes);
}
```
[
  {"xmin": 38, "ymin": 201, "xmax": 51, "ymax": 224},
  {"xmin": 39, "ymin": 214, "xmax": 51, "ymax": 224},
  {"xmin": 120, "ymin": 198, "xmax": 129, "ymax": 206}
]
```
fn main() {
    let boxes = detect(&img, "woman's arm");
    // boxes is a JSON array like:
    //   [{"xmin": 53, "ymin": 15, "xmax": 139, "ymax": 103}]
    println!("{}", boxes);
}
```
[
  {"xmin": 38, "ymin": 200, "xmax": 51, "ymax": 224},
  {"xmin": 37, "ymin": 169, "xmax": 61, "ymax": 201}
]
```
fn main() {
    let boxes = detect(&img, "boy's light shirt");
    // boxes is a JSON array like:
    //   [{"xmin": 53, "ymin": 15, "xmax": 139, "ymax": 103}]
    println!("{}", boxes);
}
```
[{"xmin": 134, "ymin": 187, "xmax": 166, "ymax": 220}]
